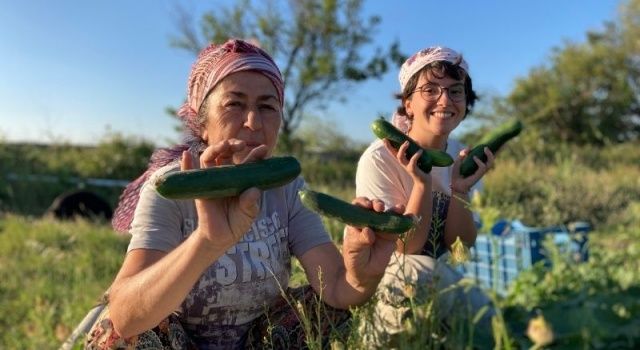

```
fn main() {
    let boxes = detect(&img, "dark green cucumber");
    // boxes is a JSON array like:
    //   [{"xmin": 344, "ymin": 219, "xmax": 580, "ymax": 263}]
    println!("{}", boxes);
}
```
[
  {"xmin": 371, "ymin": 118, "xmax": 453, "ymax": 172},
  {"xmin": 460, "ymin": 120, "xmax": 523, "ymax": 177},
  {"xmin": 298, "ymin": 189, "xmax": 415, "ymax": 234},
  {"xmin": 154, "ymin": 156, "xmax": 301, "ymax": 199}
]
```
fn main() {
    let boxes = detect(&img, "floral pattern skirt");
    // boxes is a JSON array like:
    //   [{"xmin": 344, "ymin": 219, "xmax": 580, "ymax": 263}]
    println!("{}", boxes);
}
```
[{"xmin": 85, "ymin": 285, "xmax": 350, "ymax": 349}]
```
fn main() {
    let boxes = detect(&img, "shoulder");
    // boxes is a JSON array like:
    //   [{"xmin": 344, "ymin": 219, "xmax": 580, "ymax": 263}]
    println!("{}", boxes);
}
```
[
  {"xmin": 148, "ymin": 161, "xmax": 181, "ymax": 182},
  {"xmin": 358, "ymin": 139, "xmax": 394, "ymax": 167}
]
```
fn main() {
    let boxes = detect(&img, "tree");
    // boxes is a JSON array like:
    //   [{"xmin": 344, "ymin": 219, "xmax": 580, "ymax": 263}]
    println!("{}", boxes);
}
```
[
  {"xmin": 494, "ymin": 0, "xmax": 640, "ymax": 146},
  {"xmin": 170, "ymin": 0, "xmax": 404, "ymax": 150}
]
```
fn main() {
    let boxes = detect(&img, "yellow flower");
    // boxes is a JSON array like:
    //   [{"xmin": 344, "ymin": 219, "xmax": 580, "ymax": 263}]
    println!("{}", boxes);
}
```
[
  {"xmin": 450, "ymin": 236, "xmax": 470, "ymax": 266},
  {"xmin": 402, "ymin": 283, "xmax": 416, "ymax": 298},
  {"xmin": 330, "ymin": 340, "xmax": 346, "ymax": 350},
  {"xmin": 526, "ymin": 314, "xmax": 554, "ymax": 347}
]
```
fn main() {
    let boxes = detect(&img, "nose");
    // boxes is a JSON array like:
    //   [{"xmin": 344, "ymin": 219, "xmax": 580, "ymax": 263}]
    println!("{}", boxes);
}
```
[
  {"xmin": 244, "ymin": 107, "xmax": 263, "ymax": 131},
  {"xmin": 436, "ymin": 88, "xmax": 453, "ymax": 105}
]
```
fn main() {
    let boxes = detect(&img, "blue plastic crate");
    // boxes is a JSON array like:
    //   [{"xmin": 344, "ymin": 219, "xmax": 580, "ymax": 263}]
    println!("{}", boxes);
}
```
[{"xmin": 458, "ymin": 220, "xmax": 590, "ymax": 294}]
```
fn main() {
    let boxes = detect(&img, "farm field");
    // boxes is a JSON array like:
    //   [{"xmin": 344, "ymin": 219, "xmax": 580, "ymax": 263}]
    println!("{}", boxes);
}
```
[{"xmin": 1, "ymin": 198, "xmax": 638, "ymax": 349}]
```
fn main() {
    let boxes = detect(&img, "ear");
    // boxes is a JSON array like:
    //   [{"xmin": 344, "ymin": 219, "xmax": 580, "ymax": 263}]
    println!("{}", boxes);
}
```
[
  {"xmin": 201, "ymin": 128, "xmax": 209, "ymax": 143},
  {"xmin": 404, "ymin": 97, "xmax": 413, "ymax": 118}
]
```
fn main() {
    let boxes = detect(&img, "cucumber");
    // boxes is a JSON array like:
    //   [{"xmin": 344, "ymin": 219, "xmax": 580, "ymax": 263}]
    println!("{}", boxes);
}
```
[
  {"xmin": 154, "ymin": 156, "xmax": 301, "ymax": 199},
  {"xmin": 459, "ymin": 119, "xmax": 523, "ymax": 177},
  {"xmin": 298, "ymin": 189, "xmax": 415, "ymax": 234},
  {"xmin": 371, "ymin": 118, "xmax": 453, "ymax": 173}
]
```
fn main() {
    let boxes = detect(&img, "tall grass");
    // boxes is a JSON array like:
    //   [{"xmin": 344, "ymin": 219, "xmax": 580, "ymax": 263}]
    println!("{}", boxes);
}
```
[{"xmin": 0, "ymin": 215, "xmax": 127, "ymax": 349}]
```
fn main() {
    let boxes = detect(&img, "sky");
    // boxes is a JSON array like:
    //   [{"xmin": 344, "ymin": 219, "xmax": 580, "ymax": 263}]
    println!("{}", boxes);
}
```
[{"xmin": 0, "ymin": 0, "xmax": 623, "ymax": 147}]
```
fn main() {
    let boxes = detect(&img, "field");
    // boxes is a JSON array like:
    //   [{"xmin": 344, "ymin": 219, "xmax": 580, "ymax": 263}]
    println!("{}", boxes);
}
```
[
  {"xmin": 1, "ymin": 146, "xmax": 639, "ymax": 349},
  {"xmin": 1, "ymin": 213, "xmax": 639, "ymax": 348}
]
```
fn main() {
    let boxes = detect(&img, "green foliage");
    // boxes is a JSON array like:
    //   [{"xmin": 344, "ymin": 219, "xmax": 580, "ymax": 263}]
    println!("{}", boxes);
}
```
[
  {"xmin": 480, "ymin": 153, "xmax": 640, "ymax": 228},
  {"xmin": 0, "ymin": 134, "xmax": 154, "ymax": 180},
  {"xmin": 501, "ymin": 226, "xmax": 640, "ymax": 349},
  {"xmin": 0, "ymin": 135, "xmax": 154, "ymax": 215},
  {"xmin": 276, "ymin": 117, "xmax": 366, "ymax": 189},
  {"xmin": 171, "ymin": 0, "xmax": 404, "ymax": 150}
]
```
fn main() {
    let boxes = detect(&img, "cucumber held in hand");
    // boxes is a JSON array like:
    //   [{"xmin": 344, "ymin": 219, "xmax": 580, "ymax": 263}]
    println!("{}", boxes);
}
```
[
  {"xmin": 459, "ymin": 119, "xmax": 523, "ymax": 177},
  {"xmin": 155, "ymin": 156, "xmax": 301, "ymax": 199},
  {"xmin": 298, "ymin": 189, "xmax": 416, "ymax": 234},
  {"xmin": 371, "ymin": 118, "xmax": 453, "ymax": 173}
]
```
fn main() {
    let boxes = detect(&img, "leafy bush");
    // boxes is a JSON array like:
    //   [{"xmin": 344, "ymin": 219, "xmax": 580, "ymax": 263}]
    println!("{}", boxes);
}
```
[
  {"xmin": 0, "ymin": 135, "xmax": 154, "ymax": 216},
  {"xmin": 481, "ymin": 156, "xmax": 640, "ymax": 228}
]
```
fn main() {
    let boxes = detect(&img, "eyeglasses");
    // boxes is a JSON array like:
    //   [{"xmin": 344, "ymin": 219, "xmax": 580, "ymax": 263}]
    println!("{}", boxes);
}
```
[{"xmin": 411, "ymin": 83, "xmax": 466, "ymax": 102}]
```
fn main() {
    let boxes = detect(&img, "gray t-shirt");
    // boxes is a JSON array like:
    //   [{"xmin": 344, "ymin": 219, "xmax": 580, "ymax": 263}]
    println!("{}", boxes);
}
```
[{"xmin": 127, "ymin": 162, "xmax": 331, "ymax": 348}]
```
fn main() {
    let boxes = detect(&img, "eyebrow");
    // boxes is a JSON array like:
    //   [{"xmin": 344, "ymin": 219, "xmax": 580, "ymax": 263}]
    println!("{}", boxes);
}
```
[
  {"xmin": 423, "ymin": 81, "xmax": 464, "ymax": 86},
  {"xmin": 227, "ymin": 91, "xmax": 278, "ymax": 102}
]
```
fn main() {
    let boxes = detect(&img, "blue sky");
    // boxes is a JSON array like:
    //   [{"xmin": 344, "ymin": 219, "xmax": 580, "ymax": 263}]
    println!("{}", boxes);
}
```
[{"xmin": 0, "ymin": 0, "xmax": 622, "ymax": 146}]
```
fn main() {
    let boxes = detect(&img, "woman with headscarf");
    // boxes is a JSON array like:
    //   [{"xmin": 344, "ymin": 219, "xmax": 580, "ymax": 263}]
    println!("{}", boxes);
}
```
[
  {"xmin": 86, "ymin": 39, "xmax": 400, "ymax": 349},
  {"xmin": 355, "ymin": 46, "xmax": 496, "ymax": 344}
]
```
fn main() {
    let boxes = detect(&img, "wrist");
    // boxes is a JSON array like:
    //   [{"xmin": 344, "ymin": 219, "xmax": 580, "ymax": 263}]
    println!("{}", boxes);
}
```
[
  {"xmin": 192, "ymin": 228, "xmax": 234, "ymax": 255},
  {"xmin": 345, "ymin": 269, "xmax": 379, "ymax": 294},
  {"xmin": 412, "ymin": 181, "xmax": 430, "ymax": 194},
  {"xmin": 412, "ymin": 174, "xmax": 432, "ymax": 187},
  {"xmin": 450, "ymin": 185, "xmax": 470, "ymax": 196}
]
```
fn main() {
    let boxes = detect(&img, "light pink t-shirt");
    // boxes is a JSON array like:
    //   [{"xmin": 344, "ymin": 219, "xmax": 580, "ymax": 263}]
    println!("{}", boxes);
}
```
[
  {"xmin": 356, "ymin": 138, "xmax": 483, "ymax": 205},
  {"xmin": 356, "ymin": 139, "xmax": 483, "ymax": 252},
  {"xmin": 127, "ymin": 162, "xmax": 330, "ymax": 348}
]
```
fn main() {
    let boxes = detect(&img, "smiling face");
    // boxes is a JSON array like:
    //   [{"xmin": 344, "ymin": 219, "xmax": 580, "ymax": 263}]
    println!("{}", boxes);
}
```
[
  {"xmin": 404, "ymin": 70, "xmax": 467, "ymax": 147},
  {"xmin": 200, "ymin": 71, "xmax": 282, "ymax": 162}
]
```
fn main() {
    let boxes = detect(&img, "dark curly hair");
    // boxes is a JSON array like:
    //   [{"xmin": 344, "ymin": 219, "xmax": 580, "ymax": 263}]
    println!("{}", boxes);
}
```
[{"xmin": 395, "ymin": 59, "xmax": 478, "ymax": 118}]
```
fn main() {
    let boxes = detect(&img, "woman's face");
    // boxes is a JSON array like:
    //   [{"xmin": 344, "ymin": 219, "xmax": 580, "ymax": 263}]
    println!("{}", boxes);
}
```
[
  {"xmin": 201, "ymin": 71, "xmax": 282, "ymax": 162},
  {"xmin": 405, "ymin": 70, "xmax": 466, "ymax": 140}
]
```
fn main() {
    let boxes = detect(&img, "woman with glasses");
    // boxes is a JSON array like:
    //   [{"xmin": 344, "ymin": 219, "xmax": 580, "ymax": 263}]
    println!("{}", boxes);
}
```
[{"xmin": 355, "ymin": 46, "xmax": 495, "ymax": 345}]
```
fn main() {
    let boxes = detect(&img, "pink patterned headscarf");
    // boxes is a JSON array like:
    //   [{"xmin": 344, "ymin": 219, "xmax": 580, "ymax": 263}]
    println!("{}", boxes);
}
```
[
  {"xmin": 111, "ymin": 39, "xmax": 284, "ymax": 233},
  {"xmin": 393, "ymin": 46, "xmax": 469, "ymax": 133}
]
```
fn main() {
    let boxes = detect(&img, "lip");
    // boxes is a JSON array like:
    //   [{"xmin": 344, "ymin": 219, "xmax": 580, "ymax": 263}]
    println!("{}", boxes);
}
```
[{"xmin": 430, "ymin": 111, "xmax": 455, "ymax": 119}]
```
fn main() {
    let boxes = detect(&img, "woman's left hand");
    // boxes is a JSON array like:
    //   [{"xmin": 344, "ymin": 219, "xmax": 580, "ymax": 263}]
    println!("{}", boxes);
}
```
[
  {"xmin": 383, "ymin": 139, "xmax": 432, "ymax": 186},
  {"xmin": 450, "ymin": 146, "xmax": 495, "ymax": 194},
  {"xmin": 341, "ymin": 198, "xmax": 403, "ymax": 289}
]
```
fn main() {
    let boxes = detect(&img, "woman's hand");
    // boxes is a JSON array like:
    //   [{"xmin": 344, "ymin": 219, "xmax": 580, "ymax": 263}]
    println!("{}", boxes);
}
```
[
  {"xmin": 450, "ymin": 146, "xmax": 495, "ymax": 194},
  {"xmin": 383, "ymin": 139, "xmax": 431, "ymax": 185},
  {"xmin": 181, "ymin": 139, "xmax": 267, "ymax": 251},
  {"xmin": 342, "ymin": 198, "xmax": 403, "ymax": 289}
]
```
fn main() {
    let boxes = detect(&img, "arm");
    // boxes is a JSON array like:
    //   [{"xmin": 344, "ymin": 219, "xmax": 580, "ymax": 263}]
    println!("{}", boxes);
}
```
[
  {"xmin": 297, "ymin": 198, "xmax": 399, "ymax": 309},
  {"xmin": 386, "ymin": 141, "xmax": 433, "ymax": 254},
  {"xmin": 108, "ymin": 233, "xmax": 232, "ymax": 338},
  {"xmin": 444, "ymin": 146, "xmax": 495, "ymax": 247},
  {"xmin": 109, "ymin": 140, "xmax": 265, "ymax": 338},
  {"xmin": 443, "ymin": 191, "xmax": 476, "ymax": 247}
]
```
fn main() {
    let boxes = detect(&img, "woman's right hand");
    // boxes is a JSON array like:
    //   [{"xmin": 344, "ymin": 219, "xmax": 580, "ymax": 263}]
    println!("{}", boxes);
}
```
[
  {"xmin": 383, "ymin": 139, "xmax": 431, "ymax": 185},
  {"xmin": 181, "ymin": 139, "xmax": 265, "ymax": 251}
]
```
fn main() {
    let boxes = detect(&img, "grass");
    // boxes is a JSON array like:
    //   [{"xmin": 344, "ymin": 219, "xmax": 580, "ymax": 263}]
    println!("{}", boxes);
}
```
[
  {"xmin": 1, "ymin": 206, "xmax": 639, "ymax": 349},
  {"xmin": 0, "ymin": 214, "xmax": 128, "ymax": 349}
]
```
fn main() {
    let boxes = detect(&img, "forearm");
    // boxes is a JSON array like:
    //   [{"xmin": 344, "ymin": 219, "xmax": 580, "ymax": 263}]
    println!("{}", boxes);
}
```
[
  {"xmin": 109, "ymin": 230, "xmax": 228, "ymax": 338},
  {"xmin": 444, "ymin": 191, "xmax": 477, "ymax": 248},
  {"xmin": 397, "ymin": 182, "xmax": 432, "ymax": 254},
  {"xmin": 305, "ymin": 243, "xmax": 389, "ymax": 310},
  {"xmin": 325, "ymin": 266, "xmax": 383, "ymax": 309}
]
